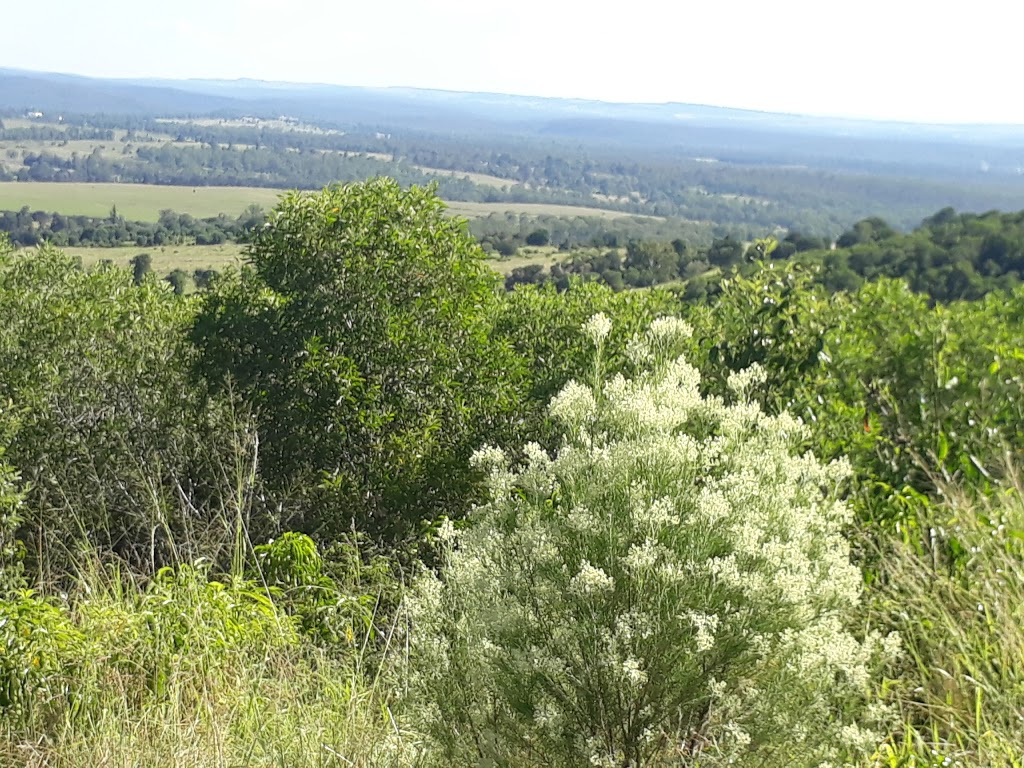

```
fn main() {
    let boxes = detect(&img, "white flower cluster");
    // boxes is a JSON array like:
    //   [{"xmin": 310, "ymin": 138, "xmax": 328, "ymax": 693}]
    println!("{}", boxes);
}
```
[
  {"xmin": 406, "ymin": 316, "xmax": 891, "ymax": 767},
  {"xmin": 571, "ymin": 560, "xmax": 615, "ymax": 595},
  {"xmin": 688, "ymin": 611, "xmax": 721, "ymax": 653},
  {"xmin": 727, "ymin": 361, "xmax": 768, "ymax": 399},
  {"xmin": 582, "ymin": 312, "xmax": 612, "ymax": 345},
  {"xmin": 548, "ymin": 379, "xmax": 597, "ymax": 432}
]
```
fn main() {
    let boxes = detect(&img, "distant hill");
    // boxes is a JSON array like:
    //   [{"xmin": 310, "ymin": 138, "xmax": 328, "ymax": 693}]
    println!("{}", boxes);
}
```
[
  {"xmin": 0, "ymin": 70, "xmax": 239, "ymax": 115},
  {"xmin": 3, "ymin": 68, "xmax": 1024, "ymax": 177}
]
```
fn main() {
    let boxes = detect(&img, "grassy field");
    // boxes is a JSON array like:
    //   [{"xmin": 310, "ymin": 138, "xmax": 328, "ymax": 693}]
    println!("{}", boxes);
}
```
[
  {"xmin": 65, "ymin": 243, "xmax": 248, "ymax": 273},
  {"xmin": 0, "ymin": 125, "xmax": 201, "ymax": 176},
  {"xmin": 0, "ymin": 182, "xmax": 648, "ymax": 222},
  {"xmin": 489, "ymin": 246, "xmax": 568, "ymax": 275},
  {"xmin": 54, "ymin": 242, "xmax": 562, "ymax": 277},
  {"xmin": 414, "ymin": 166, "xmax": 515, "ymax": 189},
  {"xmin": 0, "ymin": 182, "xmax": 288, "ymax": 220}
]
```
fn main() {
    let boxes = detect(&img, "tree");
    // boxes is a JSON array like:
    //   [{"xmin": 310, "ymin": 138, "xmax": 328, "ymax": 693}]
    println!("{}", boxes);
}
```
[
  {"xmin": 837, "ymin": 216, "xmax": 897, "ymax": 248},
  {"xmin": 165, "ymin": 268, "xmax": 190, "ymax": 295},
  {"xmin": 192, "ymin": 268, "xmax": 218, "ymax": 290},
  {"xmin": 706, "ymin": 236, "xmax": 746, "ymax": 268},
  {"xmin": 192, "ymin": 180, "xmax": 523, "ymax": 545},
  {"xmin": 525, "ymin": 228, "xmax": 550, "ymax": 246},
  {"xmin": 130, "ymin": 252, "xmax": 152, "ymax": 285},
  {"xmin": 237, "ymin": 203, "xmax": 266, "ymax": 231}
]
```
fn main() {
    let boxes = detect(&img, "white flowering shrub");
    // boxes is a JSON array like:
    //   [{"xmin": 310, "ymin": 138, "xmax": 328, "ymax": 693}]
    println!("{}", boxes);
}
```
[{"xmin": 406, "ymin": 315, "xmax": 893, "ymax": 767}]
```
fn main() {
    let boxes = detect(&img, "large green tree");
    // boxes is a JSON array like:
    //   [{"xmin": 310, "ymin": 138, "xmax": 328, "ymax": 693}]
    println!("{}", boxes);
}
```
[{"xmin": 192, "ymin": 180, "xmax": 522, "ymax": 545}]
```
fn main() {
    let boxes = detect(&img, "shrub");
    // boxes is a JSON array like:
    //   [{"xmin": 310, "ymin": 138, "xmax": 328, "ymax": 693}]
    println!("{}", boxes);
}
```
[
  {"xmin": 252, "ymin": 531, "xmax": 398, "ymax": 649},
  {"xmin": 0, "ymin": 418, "xmax": 26, "ymax": 593},
  {"xmin": 406, "ymin": 315, "xmax": 892, "ymax": 767},
  {"xmin": 0, "ymin": 247, "xmax": 256, "ymax": 573}
]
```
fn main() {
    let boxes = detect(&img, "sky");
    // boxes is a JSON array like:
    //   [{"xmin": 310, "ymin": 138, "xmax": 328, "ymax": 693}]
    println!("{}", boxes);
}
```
[{"xmin": 3, "ymin": 0, "xmax": 1023, "ymax": 124}]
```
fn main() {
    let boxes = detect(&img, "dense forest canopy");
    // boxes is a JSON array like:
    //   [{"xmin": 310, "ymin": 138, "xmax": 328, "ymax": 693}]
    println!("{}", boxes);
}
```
[{"xmin": 499, "ymin": 208, "xmax": 1024, "ymax": 301}]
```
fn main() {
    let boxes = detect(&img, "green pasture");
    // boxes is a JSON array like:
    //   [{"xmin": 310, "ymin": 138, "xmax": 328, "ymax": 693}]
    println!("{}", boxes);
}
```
[
  {"xmin": 64, "ymin": 243, "xmax": 248, "ymax": 273},
  {"xmin": 445, "ymin": 199, "xmax": 659, "ymax": 220},
  {"xmin": 0, "ymin": 181, "xmax": 648, "ymax": 222},
  {"xmin": 61, "ymin": 241, "xmax": 558, "ymax": 277},
  {"xmin": 0, "ymin": 182, "xmax": 287, "ymax": 220}
]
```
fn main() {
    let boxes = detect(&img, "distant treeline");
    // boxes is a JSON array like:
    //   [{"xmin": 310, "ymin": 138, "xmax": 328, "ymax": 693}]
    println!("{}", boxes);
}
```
[
  {"xmin": 0, "ymin": 123, "xmax": 115, "ymax": 142},
  {"xmin": 0, "ymin": 205, "xmax": 267, "ymax": 247},
  {"xmin": 0, "ymin": 204, "xmax": 727, "ymax": 251},
  {"xmin": 508, "ymin": 208, "xmax": 1024, "ymax": 302},
  {"xmin": 7, "ymin": 199, "xmax": 1024, "ymax": 303},
  {"xmin": 470, "ymin": 211, "xmax": 724, "ymax": 252},
  {"xmin": 6, "ymin": 144, "xmax": 479, "ymax": 199}
]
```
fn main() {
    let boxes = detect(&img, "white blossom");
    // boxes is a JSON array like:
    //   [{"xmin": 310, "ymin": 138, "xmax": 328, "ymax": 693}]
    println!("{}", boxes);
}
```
[
  {"xmin": 549, "ymin": 380, "xmax": 597, "ymax": 429},
  {"xmin": 571, "ymin": 560, "xmax": 615, "ymax": 595},
  {"xmin": 583, "ymin": 312, "xmax": 613, "ymax": 344}
]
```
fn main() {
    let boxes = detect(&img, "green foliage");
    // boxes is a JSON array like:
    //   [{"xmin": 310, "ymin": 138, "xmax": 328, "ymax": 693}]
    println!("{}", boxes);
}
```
[
  {"xmin": 0, "ymin": 206, "xmax": 263, "ymax": 248},
  {"xmin": 687, "ymin": 263, "xmax": 831, "ymax": 410},
  {"xmin": 0, "ymin": 563, "xmax": 290, "ymax": 727},
  {"xmin": 0, "ymin": 560, "xmax": 419, "ymax": 767},
  {"xmin": 0, "ymin": 237, "xmax": 25, "ymax": 590},
  {"xmin": 797, "ymin": 209, "xmax": 1024, "ymax": 301},
  {"xmin": 130, "ymin": 251, "xmax": 152, "ymax": 284},
  {"xmin": 192, "ymin": 180, "xmax": 523, "ymax": 546},
  {"xmin": 0, "ymin": 245, "xmax": 251, "ymax": 572},
  {"xmin": 252, "ymin": 532, "xmax": 397, "ymax": 648},
  {"xmin": 0, "ymin": 590, "xmax": 86, "ymax": 720},
  {"xmin": 520, "ymin": 208, "xmax": 1024, "ymax": 303},
  {"xmin": 406, "ymin": 316, "xmax": 892, "ymax": 767},
  {"xmin": 525, "ymin": 228, "xmax": 550, "ymax": 246},
  {"xmin": 164, "ymin": 267, "xmax": 190, "ymax": 294},
  {"xmin": 0, "ymin": 427, "xmax": 26, "ymax": 594},
  {"xmin": 688, "ymin": 266, "xmax": 1024, "ymax": 522},
  {"xmin": 7, "ymin": 181, "xmax": 1024, "ymax": 767}
]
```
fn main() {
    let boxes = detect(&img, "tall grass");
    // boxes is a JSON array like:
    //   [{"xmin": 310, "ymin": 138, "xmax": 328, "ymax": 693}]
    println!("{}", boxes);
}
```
[
  {"xmin": 0, "ymin": 556, "xmax": 420, "ymax": 768},
  {"xmin": 871, "ymin": 472, "xmax": 1024, "ymax": 767}
]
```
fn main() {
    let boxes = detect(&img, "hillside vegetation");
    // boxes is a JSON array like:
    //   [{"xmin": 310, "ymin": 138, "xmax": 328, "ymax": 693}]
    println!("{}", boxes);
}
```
[{"xmin": 2, "ymin": 181, "xmax": 1023, "ymax": 766}]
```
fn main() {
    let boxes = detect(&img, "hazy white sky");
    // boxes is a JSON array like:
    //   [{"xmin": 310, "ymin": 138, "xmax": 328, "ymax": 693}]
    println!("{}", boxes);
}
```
[{"xmin": 3, "ymin": 0, "xmax": 1022, "ymax": 124}]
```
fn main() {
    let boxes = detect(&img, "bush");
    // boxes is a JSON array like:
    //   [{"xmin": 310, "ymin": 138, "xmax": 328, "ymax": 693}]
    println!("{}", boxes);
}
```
[
  {"xmin": 526, "ymin": 228, "xmax": 550, "ymax": 247},
  {"xmin": 164, "ymin": 267, "xmax": 190, "ymax": 295},
  {"xmin": 406, "ymin": 315, "xmax": 892, "ymax": 767},
  {"xmin": 0, "ymin": 442, "xmax": 25, "ymax": 594},
  {"xmin": 0, "ymin": 246, "xmax": 261, "ymax": 575},
  {"xmin": 252, "ymin": 531, "xmax": 398, "ymax": 649}
]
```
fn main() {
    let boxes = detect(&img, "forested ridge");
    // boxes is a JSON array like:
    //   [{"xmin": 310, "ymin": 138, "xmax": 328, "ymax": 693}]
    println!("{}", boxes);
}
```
[{"xmin": 1, "ymin": 180, "xmax": 1023, "ymax": 766}]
